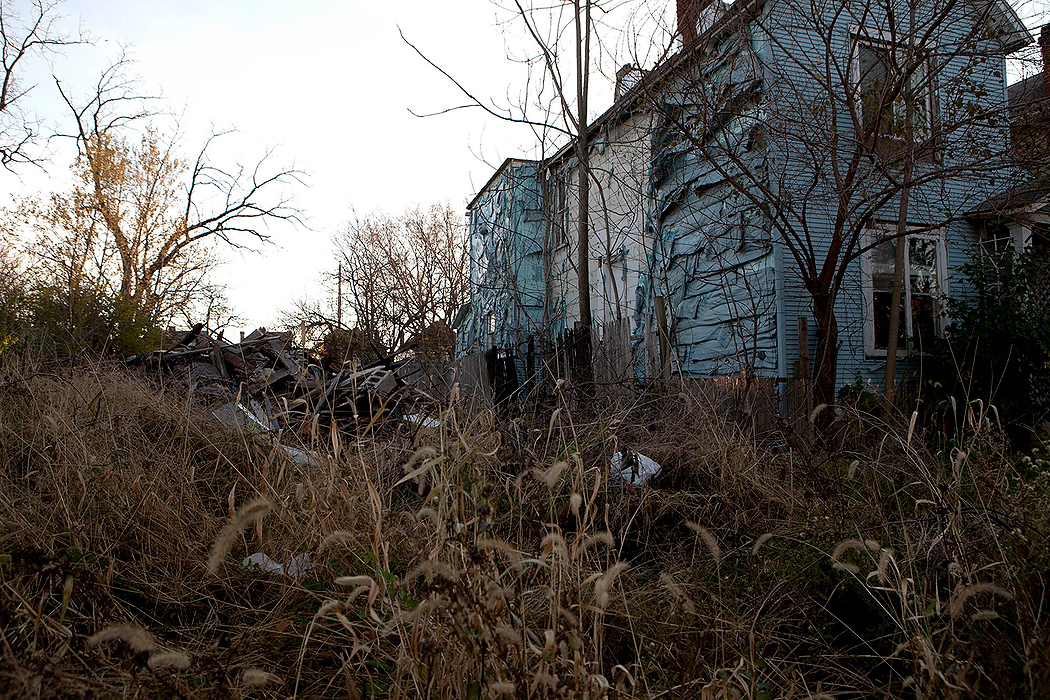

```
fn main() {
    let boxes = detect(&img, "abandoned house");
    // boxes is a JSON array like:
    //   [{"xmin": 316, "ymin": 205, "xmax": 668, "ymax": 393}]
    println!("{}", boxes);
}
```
[{"xmin": 455, "ymin": 0, "xmax": 1036, "ymax": 396}]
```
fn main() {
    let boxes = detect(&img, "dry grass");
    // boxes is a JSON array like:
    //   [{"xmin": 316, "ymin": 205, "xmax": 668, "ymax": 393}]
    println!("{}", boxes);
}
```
[{"xmin": 0, "ymin": 360, "xmax": 1048, "ymax": 698}]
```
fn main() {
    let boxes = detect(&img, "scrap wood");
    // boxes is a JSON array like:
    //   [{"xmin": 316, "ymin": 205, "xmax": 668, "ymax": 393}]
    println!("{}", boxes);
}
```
[
  {"xmin": 268, "ymin": 338, "xmax": 302, "ymax": 376},
  {"xmin": 315, "ymin": 368, "xmax": 345, "ymax": 415},
  {"xmin": 130, "ymin": 325, "xmax": 428, "ymax": 434},
  {"xmin": 172, "ymin": 323, "xmax": 204, "ymax": 349},
  {"xmin": 210, "ymin": 339, "xmax": 228, "ymax": 378},
  {"xmin": 221, "ymin": 346, "xmax": 247, "ymax": 372}
]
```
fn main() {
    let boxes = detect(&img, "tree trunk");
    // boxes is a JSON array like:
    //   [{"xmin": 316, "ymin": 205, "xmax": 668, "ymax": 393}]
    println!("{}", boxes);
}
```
[
  {"xmin": 883, "ymin": 35, "xmax": 918, "ymax": 416},
  {"xmin": 573, "ymin": 0, "xmax": 592, "ymax": 385},
  {"xmin": 812, "ymin": 292, "xmax": 839, "ymax": 432},
  {"xmin": 882, "ymin": 178, "xmax": 910, "ymax": 415}
]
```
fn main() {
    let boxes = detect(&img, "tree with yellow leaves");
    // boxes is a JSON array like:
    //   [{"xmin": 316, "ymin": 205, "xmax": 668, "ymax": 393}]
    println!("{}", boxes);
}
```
[{"xmin": 28, "ymin": 59, "xmax": 302, "ymax": 331}]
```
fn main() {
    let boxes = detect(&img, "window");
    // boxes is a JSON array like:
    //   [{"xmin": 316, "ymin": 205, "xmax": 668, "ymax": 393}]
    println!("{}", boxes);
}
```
[
  {"xmin": 863, "ymin": 224, "xmax": 945, "ymax": 355},
  {"xmin": 854, "ymin": 35, "xmax": 933, "ymax": 144},
  {"xmin": 548, "ymin": 168, "xmax": 572, "ymax": 249},
  {"xmin": 980, "ymin": 220, "xmax": 1015, "ymax": 255},
  {"xmin": 1032, "ymin": 223, "xmax": 1050, "ymax": 251}
]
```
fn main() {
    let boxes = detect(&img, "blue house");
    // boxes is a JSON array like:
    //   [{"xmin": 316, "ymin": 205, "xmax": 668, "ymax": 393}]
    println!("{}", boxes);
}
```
[{"xmin": 458, "ymin": 0, "xmax": 1035, "ymax": 401}]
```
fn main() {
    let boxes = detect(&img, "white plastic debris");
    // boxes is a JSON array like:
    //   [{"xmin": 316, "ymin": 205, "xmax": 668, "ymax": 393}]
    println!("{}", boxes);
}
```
[
  {"xmin": 611, "ymin": 450, "xmax": 661, "ymax": 485},
  {"xmin": 405, "ymin": 413, "xmax": 441, "ymax": 429},
  {"xmin": 241, "ymin": 552, "xmax": 313, "ymax": 579},
  {"xmin": 281, "ymin": 445, "xmax": 323, "ymax": 467},
  {"xmin": 212, "ymin": 400, "xmax": 276, "ymax": 434}
]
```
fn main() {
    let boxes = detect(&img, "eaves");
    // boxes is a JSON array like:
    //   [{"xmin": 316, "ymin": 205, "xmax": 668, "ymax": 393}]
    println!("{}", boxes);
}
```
[{"xmin": 467, "ymin": 157, "xmax": 541, "ymax": 213}]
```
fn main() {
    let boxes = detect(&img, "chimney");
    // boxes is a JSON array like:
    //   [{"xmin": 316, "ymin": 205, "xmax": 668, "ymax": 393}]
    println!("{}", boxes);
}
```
[
  {"xmin": 615, "ymin": 64, "xmax": 644, "ymax": 100},
  {"xmin": 678, "ymin": 0, "xmax": 699, "ymax": 47},
  {"xmin": 1042, "ymin": 24, "xmax": 1050, "ymax": 92},
  {"xmin": 678, "ymin": 0, "xmax": 722, "ymax": 48}
]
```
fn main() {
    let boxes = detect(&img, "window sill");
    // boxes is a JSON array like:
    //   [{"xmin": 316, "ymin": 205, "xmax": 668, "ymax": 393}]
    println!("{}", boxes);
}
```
[{"xmin": 866, "ymin": 347, "xmax": 934, "ymax": 359}]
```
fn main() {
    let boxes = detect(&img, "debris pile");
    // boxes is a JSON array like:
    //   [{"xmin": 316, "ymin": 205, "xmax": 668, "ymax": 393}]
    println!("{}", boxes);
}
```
[{"xmin": 127, "ymin": 324, "xmax": 426, "ymax": 435}]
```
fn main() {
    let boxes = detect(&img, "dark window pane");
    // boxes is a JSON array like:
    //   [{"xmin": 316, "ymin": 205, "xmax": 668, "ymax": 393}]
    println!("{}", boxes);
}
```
[
  {"xmin": 873, "ymin": 290, "xmax": 906, "ymax": 350},
  {"xmin": 858, "ymin": 42, "xmax": 892, "ymax": 136},
  {"xmin": 911, "ymin": 294, "xmax": 936, "ymax": 349},
  {"xmin": 872, "ymin": 238, "xmax": 897, "ymax": 291},
  {"xmin": 1033, "ymin": 223, "xmax": 1050, "ymax": 251}
]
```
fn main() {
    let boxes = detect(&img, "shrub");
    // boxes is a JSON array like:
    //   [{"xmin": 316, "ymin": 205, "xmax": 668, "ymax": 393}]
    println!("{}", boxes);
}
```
[
  {"xmin": 8, "ymin": 284, "xmax": 161, "ymax": 360},
  {"xmin": 927, "ymin": 247, "xmax": 1050, "ymax": 440}
]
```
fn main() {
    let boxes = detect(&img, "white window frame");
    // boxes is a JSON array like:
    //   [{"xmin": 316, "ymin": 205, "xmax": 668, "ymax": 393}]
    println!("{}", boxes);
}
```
[
  {"xmin": 860, "ymin": 222, "xmax": 948, "ymax": 357},
  {"xmin": 850, "ymin": 30, "xmax": 935, "ymax": 143}
]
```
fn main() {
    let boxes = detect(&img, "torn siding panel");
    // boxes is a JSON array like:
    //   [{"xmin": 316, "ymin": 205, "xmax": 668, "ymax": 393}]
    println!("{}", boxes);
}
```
[
  {"xmin": 547, "ymin": 109, "xmax": 655, "ymax": 335},
  {"xmin": 460, "ymin": 160, "xmax": 546, "ymax": 361},
  {"xmin": 637, "ymin": 18, "xmax": 778, "ymax": 379}
]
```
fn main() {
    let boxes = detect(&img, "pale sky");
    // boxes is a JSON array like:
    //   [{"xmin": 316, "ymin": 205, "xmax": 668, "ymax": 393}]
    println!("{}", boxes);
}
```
[{"xmin": 1, "ymin": 0, "xmax": 631, "ymax": 333}]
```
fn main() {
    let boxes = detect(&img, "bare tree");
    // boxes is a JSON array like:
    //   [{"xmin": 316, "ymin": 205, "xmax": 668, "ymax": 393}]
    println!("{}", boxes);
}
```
[
  {"xmin": 403, "ymin": 0, "xmax": 653, "ymax": 377},
  {"xmin": 0, "ymin": 0, "xmax": 79, "ymax": 168},
  {"xmin": 331, "ymin": 203, "xmax": 468, "ymax": 356},
  {"xmin": 641, "ymin": 0, "xmax": 1034, "ymax": 419},
  {"xmin": 40, "ymin": 58, "xmax": 302, "ymax": 328}
]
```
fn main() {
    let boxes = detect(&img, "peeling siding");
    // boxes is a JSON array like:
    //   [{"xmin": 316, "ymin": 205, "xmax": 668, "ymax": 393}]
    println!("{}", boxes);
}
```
[
  {"xmin": 460, "ymin": 160, "xmax": 545, "ymax": 364},
  {"xmin": 637, "ymin": 21, "xmax": 778, "ymax": 378}
]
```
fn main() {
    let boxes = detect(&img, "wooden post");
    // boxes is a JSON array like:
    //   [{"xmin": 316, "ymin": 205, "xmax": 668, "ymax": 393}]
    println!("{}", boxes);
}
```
[
  {"xmin": 527, "ymin": 336, "xmax": 536, "ymax": 387},
  {"xmin": 655, "ymin": 296, "xmax": 671, "ymax": 382},
  {"xmin": 797, "ymin": 316, "xmax": 810, "ymax": 415},
  {"xmin": 797, "ymin": 316, "xmax": 810, "ymax": 380},
  {"xmin": 336, "ymin": 262, "xmax": 343, "ymax": 328},
  {"xmin": 300, "ymin": 321, "xmax": 307, "ymax": 348}
]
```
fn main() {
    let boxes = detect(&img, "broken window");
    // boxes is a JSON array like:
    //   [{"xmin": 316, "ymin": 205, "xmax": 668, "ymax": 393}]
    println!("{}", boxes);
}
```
[
  {"xmin": 854, "ymin": 36, "xmax": 933, "ymax": 145},
  {"xmin": 865, "ymin": 224, "xmax": 945, "ymax": 354},
  {"xmin": 980, "ymin": 220, "xmax": 1015, "ymax": 255}
]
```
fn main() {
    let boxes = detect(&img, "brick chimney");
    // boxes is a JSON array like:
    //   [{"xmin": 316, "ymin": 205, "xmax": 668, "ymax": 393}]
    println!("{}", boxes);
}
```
[
  {"xmin": 1042, "ymin": 24, "xmax": 1050, "ymax": 93},
  {"xmin": 678, "ymin": 0, "xmax": 722, "ymax": 48},
  {"xmin": 678, "ymin": 0, "xmax": 700, "ymax": 47}
]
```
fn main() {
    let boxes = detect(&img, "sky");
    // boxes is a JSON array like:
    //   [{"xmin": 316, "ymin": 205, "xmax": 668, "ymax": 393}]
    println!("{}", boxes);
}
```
[{"xmin": 0, "ymin": 0, "xmax": 633, "ymax": 334}]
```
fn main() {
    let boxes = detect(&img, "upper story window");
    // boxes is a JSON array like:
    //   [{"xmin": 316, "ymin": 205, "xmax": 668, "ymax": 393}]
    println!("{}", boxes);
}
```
[
  {"xmin": 862, "ymin": 222, "xmax": 946, "ymax": 355},
  {"xmin": 853, "ymin": 35, "xmax": 934, "ymax": 146},
  {"xmin": 547, "ymin": 169, "xmax": 572, "ymax": 249}
]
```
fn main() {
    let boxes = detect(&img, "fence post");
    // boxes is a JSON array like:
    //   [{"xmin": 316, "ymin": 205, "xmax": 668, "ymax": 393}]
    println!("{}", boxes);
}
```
[
  {"xmin": 798, "ymin": 316, "xmax": 810, "ymax": 415},
  {"xmin": 655, "ymin": 296, "xmax": 671, "ymax": 382}
]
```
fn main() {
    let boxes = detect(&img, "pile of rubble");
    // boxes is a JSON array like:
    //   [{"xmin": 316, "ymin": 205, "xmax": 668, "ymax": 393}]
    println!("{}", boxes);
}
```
[{"xmin": 127, "ymin": 324, "xmax": 429, "ymax": 440}]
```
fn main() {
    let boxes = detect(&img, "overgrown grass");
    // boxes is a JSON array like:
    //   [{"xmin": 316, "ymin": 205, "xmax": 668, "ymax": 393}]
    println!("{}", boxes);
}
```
[{"xmin": 1, "ymin": 357, "xmax": 1048, "ymax": 698}]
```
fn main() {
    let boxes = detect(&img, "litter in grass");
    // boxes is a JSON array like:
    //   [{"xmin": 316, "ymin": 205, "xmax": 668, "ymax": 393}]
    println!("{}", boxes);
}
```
[
  {"xmin": 611, "ymin": 449, "xmax": 661, "ymax": 485},
  {"xmin": 406, "ymin": 413, "xmax": 441, "ymax": 429},
  {"xmin": 241, "ymin": 552, "xmax": 313, "ymax": 578}
]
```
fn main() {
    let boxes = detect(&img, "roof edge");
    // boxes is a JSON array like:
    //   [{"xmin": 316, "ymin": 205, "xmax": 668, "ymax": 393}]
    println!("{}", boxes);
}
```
[
  {"xmin": 466, "ymin": 157, "xmax": 540, "ymax": 212},
  {"xmin": 982, "ymin": 0, "xmax": 1034, "ymax": 53}
]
